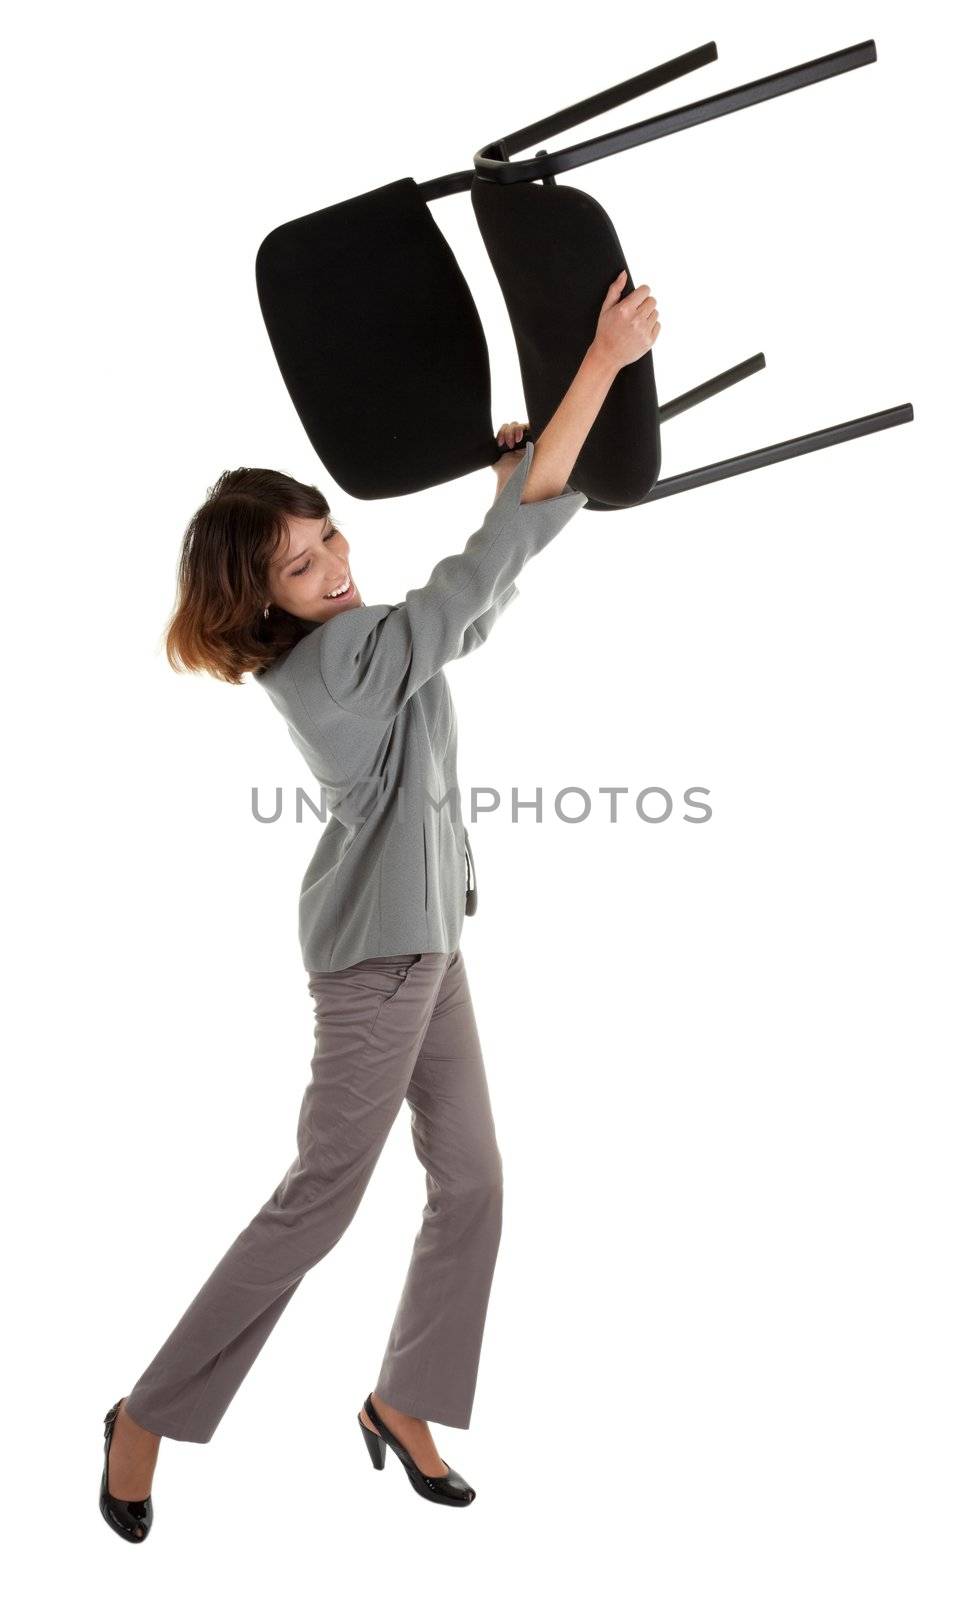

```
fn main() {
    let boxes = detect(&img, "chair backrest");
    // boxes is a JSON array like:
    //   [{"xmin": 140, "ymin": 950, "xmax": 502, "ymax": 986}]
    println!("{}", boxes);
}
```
[
  {"xmin": 256, "ymin": 178, "xmax": 498, "ymax": 499},
  {"xmin": 470, "ymin": 174, "xmax": 661, "ymax": 507}
]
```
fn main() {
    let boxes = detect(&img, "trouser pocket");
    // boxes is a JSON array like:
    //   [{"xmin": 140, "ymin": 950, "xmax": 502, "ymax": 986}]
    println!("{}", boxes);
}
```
[{"xmin": 307, "ymin": 952, "xmax": 424, "ymax": 1004}]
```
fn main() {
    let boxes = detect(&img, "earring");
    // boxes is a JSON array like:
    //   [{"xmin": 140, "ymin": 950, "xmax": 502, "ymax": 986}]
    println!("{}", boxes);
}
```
[{"xmin": 263, "ymin": 606, "xmax": 271, "ymax": 620}]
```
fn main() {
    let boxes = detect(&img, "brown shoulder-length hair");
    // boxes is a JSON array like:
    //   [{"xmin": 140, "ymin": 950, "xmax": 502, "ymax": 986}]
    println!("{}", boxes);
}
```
[{"xmin": 164, "ymin": 466, "xmax": 335, "ymax": 685}]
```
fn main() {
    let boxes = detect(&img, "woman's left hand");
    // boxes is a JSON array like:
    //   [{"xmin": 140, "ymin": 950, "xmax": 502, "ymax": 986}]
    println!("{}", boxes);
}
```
[
  {"xmin": 495, "ymin": 420, "xmax": 528, "ymax": 452},
  {"xmin": 491, "ymin": 421, "xmax": 530, "ymax": 493}
]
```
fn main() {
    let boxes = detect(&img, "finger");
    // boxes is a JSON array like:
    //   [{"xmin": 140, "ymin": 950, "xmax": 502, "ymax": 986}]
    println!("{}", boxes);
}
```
[
  {"xmin": 628, "ymin": 283, "xmax": 652, "ymax": 310},
  {"xmin": 624, "ymin": 303, "xmax": 655, "ymax": 330},
  {"xmin": 624, "ymin": 294, "xmax": 656, "ymax": 322},
  {"xmin": 601, "ymin": 268, "xmax": 628, "ymax": 308},
  {"xmin": 649, "ymin": 320, "xmax": 661, "ymax": 342}
]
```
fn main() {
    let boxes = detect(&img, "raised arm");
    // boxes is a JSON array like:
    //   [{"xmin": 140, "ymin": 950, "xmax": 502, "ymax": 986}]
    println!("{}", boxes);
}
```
[
  {"xmin": 520, "ymin": 270, "xmax": 661, "ymax": 502},
  {"xmin": 292, "ymin": 272, "xmax": 661, "ymax": 723},
  {"xmin": 300, "ymin": 441, "xmax": 585, "ymax": 721}
]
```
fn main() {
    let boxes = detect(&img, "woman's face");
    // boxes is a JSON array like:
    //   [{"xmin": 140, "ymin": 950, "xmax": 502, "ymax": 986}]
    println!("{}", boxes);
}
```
[{"xmin": 267, "ymin": 512, "xmax": 363, "ymax": 622}]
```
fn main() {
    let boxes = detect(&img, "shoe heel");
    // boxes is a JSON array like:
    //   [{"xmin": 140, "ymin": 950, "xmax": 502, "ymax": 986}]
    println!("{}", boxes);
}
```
[
  {"xmin": 360, "ymin": 1392, "xmax": 476, "ymax": 1505},
  {"xmin": 358, "ymin": 1413, "xmax": 387, "ymax": 1470}
]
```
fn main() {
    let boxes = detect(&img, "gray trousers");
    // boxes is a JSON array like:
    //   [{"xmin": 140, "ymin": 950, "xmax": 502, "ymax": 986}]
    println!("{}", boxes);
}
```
[{"xmin": 124, "ymin": 949, "xmax": 503, "ymax": 1443}]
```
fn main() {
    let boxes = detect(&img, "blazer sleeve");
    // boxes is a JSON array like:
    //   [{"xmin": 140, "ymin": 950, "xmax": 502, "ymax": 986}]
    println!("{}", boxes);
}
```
[
  {"xmin": 297, "ymin": 439, "xmax": 587, "ymax": 721},
  {"xmin": 457, "ymin": 579, "xmax": 519, "ymax": 659}
]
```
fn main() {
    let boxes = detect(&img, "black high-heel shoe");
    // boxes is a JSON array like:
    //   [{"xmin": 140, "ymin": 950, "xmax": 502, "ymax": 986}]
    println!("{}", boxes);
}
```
[
  {"xmin": 99, "ymin": 1398, "xmax": 154, "ymax": 1543},
  {"xmin": 357, "ymin": 1393, "xmax": 476, "ymax": 1505}
]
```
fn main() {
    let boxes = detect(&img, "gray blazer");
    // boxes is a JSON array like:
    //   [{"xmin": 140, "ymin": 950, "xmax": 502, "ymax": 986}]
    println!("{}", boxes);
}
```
[{"xmin": 254, "ymin": 438, "xmax": 588, "ymax": 972}]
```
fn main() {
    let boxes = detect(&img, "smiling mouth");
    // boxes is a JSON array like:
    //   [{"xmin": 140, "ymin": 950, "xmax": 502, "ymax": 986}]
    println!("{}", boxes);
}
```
[{"xmin": 323, "ymin": 572, "xmax": 353, "ymax": 601}]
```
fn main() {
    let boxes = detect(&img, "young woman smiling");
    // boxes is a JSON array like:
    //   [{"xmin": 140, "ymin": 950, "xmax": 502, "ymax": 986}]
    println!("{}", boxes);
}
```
[{"xmin": 99, "ymin": 271, "xmax": 660, "ymax": 1540}]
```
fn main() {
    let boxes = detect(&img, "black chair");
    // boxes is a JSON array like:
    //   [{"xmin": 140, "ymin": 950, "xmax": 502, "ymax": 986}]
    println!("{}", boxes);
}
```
[{"xmin": 255, "ymin": 39, "xmax": 912, "ymax": 510}]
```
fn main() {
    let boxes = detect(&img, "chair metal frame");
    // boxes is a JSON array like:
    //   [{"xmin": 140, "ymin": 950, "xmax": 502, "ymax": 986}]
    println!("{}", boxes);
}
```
[{"xmin": 414, "ymin": 39, "xmax": 912, "ymax": 506}]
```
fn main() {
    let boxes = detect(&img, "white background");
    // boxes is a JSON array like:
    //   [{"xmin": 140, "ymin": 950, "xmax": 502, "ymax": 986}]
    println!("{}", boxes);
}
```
[{"xmin": 4, "ymin": 0, "xmax": 952, "ymax": 1593}]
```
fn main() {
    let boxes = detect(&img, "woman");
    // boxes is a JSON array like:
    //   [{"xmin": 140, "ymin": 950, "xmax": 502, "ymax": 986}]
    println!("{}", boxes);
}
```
[{"xmin": 100, "ymin": 270, "xmax": 660, "ymax": 1540}]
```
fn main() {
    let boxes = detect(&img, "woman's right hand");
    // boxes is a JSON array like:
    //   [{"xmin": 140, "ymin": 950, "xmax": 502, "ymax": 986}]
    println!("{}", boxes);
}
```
[
  {"xmin": 516, "ymin": 272, "xmax": 661, "ymax": 503},
  {"xmin": 590, "ymin": 270, "xmax": 661, "ymax": 372}
]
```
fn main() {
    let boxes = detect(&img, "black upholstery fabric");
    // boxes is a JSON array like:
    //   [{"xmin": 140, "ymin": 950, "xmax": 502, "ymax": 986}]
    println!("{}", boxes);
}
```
[
  {"xmin": 256, "ymin": 179, "xmax": 497, "ymax": 500},
  {"xmin": 471, "ymin": 175, "xmax": 661, "ymax": 508}
]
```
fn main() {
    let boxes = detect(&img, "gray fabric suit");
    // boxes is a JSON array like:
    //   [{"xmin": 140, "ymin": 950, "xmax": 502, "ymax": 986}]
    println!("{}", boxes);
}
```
[
  {"xmin": 126, "ymin": 949, "xmax": 500, "ymax": 1439},
  {"xmin": 124, "ymin": 442, "xmax": 586, "ymax": 1441},
  {"xmin": 252, "ymin": 438, "xmax": 587, "ymax": 974}
]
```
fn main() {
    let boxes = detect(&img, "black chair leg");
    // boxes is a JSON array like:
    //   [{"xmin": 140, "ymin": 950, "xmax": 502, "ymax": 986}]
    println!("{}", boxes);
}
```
[
  {"xmin": 641, "ymin": 403, "xmax": 914, "ymax": 503},
  {"xmin": 475, "ymin": 41, "xmax": 877, "ymax": 183},
  {"xmin": 420, "ymin": 42, "xmax": 720, "ymax": 200},
  {"xmin": 659, "ymin": 354, "xmax": 766, "ymax": 423},
  {"xmin": 497, "ymin": 42, "xmax": 718, "ymax": 158}
]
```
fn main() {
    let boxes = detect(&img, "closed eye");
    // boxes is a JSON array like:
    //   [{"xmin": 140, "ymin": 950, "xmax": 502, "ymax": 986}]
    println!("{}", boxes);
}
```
[{"xmin": 291, "ymin": 523, "xmax": 337, "ymax": 577}]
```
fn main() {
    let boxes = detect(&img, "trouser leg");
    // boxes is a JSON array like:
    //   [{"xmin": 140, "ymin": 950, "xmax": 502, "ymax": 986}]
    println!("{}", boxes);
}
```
[
  {"xmin": 124, "ymin": 952, "xmax": 450, "ymax": 1443},
  {"xmin": 375, "ymin": 948, "xmax": 504, "ymax": 1429}
]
